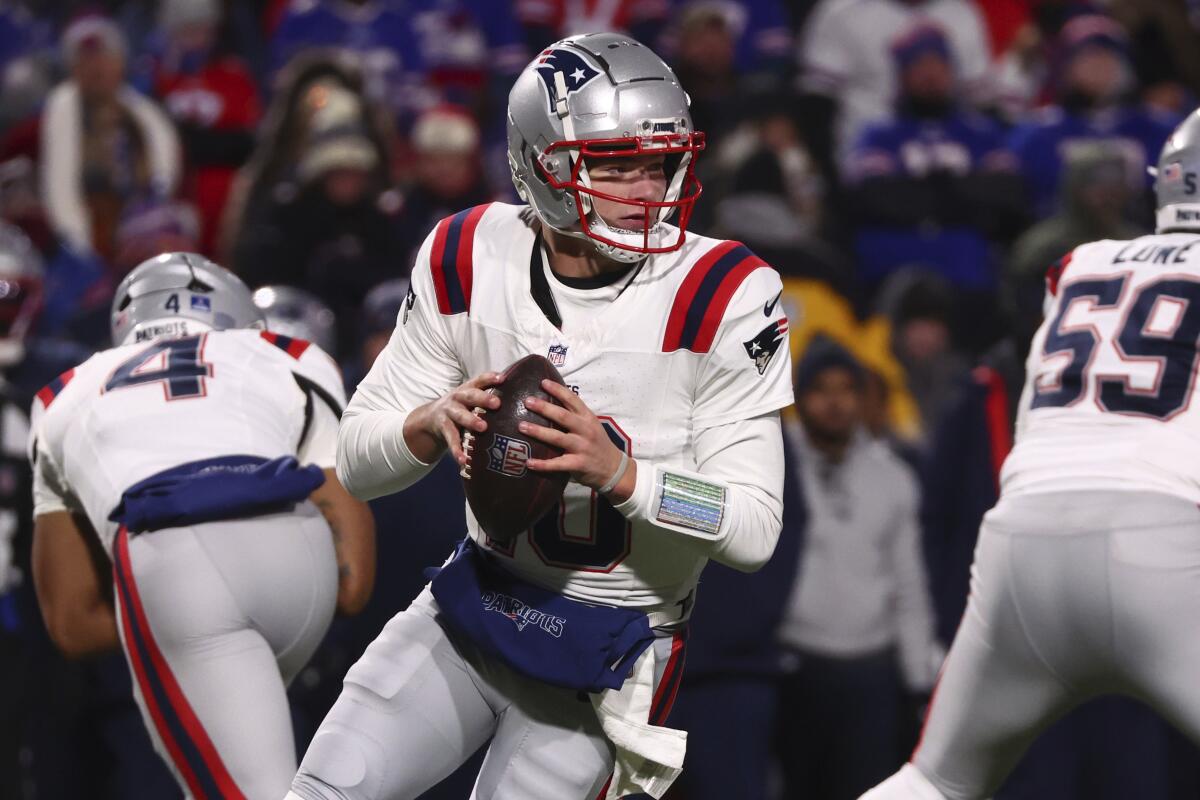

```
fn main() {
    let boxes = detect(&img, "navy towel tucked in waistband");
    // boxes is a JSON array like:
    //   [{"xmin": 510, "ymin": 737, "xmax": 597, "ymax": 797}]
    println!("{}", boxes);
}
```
[{"xmin": 109, "ymin": 455, "xmax": 326, "ymax": 533}]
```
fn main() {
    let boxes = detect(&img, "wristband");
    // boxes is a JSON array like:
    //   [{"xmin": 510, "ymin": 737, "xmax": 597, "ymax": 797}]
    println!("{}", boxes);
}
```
[{"xmin": 598, "ymin": 451, "xmax": 630, "ymax": 495}]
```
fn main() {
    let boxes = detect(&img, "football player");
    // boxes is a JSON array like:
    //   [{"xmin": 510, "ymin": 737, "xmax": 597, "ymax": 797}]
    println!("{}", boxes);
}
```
[
  {"xmin": 29, "ymin": 253, "xmax": 375, "ymax": 800},
  {"xmin": 861, "ymin": 108, "xmax": 1200, "ymax": 800},
  {"xmin": 288, "ymin": 33, "xmax": 793, "ymax": 800}
]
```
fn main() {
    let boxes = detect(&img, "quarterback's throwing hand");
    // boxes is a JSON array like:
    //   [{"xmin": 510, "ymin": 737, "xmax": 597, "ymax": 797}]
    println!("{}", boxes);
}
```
[
  {"xmin": 406, "ymin": 372, "xmax": 504, "ymax": 466},
  {"xmin": 521, "ymin": 380, "xmax": 632, "ymax": 499}
]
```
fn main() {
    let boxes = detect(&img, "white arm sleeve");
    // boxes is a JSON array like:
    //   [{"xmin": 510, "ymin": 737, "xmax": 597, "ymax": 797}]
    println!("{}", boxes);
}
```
[
  {"xmin": 336, "ymin": 236, "xmax": 466, "ymax": 500},
  {"xmin": 613, "ymin": 412, "xmax": 785, "ymax": 572}
]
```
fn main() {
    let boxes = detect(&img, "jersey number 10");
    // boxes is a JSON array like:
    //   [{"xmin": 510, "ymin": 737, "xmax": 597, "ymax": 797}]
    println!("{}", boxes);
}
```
[{"xmin": 1032, "ymin": 276, "xmax": 1200, "ymax": 419}]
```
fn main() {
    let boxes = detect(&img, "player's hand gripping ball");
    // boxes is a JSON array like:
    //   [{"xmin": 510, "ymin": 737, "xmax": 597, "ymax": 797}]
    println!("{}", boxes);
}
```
[{"xmin": 461, "ymin": 355, "xmax": 569, "ymax": 542}]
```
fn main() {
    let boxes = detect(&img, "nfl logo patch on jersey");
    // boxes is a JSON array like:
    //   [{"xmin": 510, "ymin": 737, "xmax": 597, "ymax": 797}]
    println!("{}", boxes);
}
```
[
  {"xmin": 487, "ymin": 435, "xmax": 531, "ymax": 478},
  {"xmin": 547, "ymin": 343, "xmax": 568, "ymax": 367},
  {"xmin": 744, "ymin": 319, "xmax": 788, "ymax": 375},
  {"xmin": 190, "ymin": 295, "xmax": 212, "ymax": 312}
]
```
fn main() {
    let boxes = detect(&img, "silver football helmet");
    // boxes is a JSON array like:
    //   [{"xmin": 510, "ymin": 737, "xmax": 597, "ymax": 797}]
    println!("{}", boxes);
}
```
[
  {"xmin": 507, "ymin": 33, "xmax": 704, "ymax": 263},
  {"xmin": 252, "ymin": 285, "xmax": 337, "ymax": 356},
  {"xmin": 1154, "ymin": 106, "xmax": 1200, "ymax": 233},
  {"xmin": 111, "ymin": 253, "xmax": 265, "ymax": 346}
]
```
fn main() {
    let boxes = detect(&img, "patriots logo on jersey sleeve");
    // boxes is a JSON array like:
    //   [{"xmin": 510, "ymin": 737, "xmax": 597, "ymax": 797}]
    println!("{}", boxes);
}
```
[
  {"xmin": 535, "ymin": 48, "xmax": 600, "ymax": 113},
  {"xmin": 744, "ymin": 319, "xmax": 788, "ymax": 375},
  {"xmin": 487, "ymin": 434, "xmax": 531, "ymax": 478}
]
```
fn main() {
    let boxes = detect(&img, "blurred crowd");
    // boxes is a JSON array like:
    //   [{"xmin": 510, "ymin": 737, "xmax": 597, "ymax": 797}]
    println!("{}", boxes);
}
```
[{"xmin": 0, "ymin": 0, "xmax": 1198, "ymax": 798}]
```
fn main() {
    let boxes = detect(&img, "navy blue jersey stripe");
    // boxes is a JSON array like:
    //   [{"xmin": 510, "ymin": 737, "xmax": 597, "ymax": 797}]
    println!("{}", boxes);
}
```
[
  {"xmin": 677, "ymin": 245, "xmax": 753, "ymax": 351},
  {"xmin": 439, "ymin": 209, "xmax": 470, "ymax": 314},
  {"xmin": 114, "ymin": 535, "xmax": 224, "ymax": 798}
]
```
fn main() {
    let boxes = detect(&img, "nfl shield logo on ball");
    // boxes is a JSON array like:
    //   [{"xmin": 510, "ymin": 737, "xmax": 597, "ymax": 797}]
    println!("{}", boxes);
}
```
[
  {"xmin": 547, "ymin": 343, "xmax": 568, "ymax": 367},
  {"xmin": 487, "ymin": 435, "xmax": 531, "ymax": 478}
]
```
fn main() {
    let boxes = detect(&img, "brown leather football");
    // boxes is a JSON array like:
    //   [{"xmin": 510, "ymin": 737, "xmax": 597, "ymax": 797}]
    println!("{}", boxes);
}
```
[{"xmin": 462, "ymin": 354, "xmax": 570, "ymax": 542}]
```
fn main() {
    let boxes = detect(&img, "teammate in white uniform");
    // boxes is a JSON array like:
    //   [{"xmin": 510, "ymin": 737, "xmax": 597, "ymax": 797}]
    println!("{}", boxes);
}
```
[
  {"xmin": 289, "ymin": 33, "xmax": 792, "ymax": 800},
  {"xmin": 29, "ymin": 254, "xmax": 375, "ymax": 800},
  {"xmin": 861, "ymin": 109, "xmax": 1200, "ymax": 800}
]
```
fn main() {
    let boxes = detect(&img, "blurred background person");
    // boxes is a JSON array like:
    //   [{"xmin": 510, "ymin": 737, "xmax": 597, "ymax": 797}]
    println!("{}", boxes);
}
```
[
  {"xmin": 1009, "ymin": 14, "xmax": 1177, "ymax": 220},
  {"xmin": 844, "ymin": 22, "xmax": 1026, "ymax": 331},
  {"xmin": 231, "ymin": 82, "xmax": 403, "ymax": 360},
  {"xmin": 393, "ymin": 104, "xmax": 491, "ymax": 270},
  {"xmin": 795, "ymin": 0, "xmax": 993, "ymax": 183},
  {"xmin": 1008, "ymin": 140, "xmax": 1146, "ymax": 287},
  {"xmin": 40, "ymin": 14, "xmax": 180, "ymax": 265},
  {"xmin": 218, "ymin": 52, "xmax": 392, "ymax": 266},
  {"xmin": 140, "ymin": 0, "xmax": 261, "ymax": 256},
  {"xmin": 877, "ymin": 269, "xmax": 970, "ymax": 444},
  {"xmin": 776, "ymin": 338, "xmax": 940, "ymax": 800}
]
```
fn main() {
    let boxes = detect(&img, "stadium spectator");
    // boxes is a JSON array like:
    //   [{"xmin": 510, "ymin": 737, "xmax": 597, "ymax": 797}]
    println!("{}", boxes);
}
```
[
  {"xmin": 660, "ymin": 0, "xmax": 793, "ymax": 80},
  {"xmin": 232, "ymin": 83, "xmax": 403, "ymax": 359},
  {"xmin": 1009, "ymin": 14, "xmax": 1177, "ymax": 219},
  {"xmin": 40, "ymin": 14, "xmax": 181, "ymax": 264},
  {"xmin": 776, "ymin": 337, "xmax": 939, "ymax": 800},
  {"xmin": 845, "ymin": 24, "xmax": 1026, "ymax": 299},
  {"xmin": 796, "ymin": 0, "xmax": 993, "ymax": 168},
  {"xmin": 394, "ymin": 105, "xmax": 491, "ymax": 270},
  {"xmin": 1109, "ymin": 0, "xmax": 1200, "ymax": 116},
  {"xmin": 515, "ymin": 0, "xmax": 671, "ymax": 52},
  {"xmin": 269, "ymin": 0, "xmax": 433, "ymax": 122},
  {"xmin": 877, "ymin": 269, "xmax": 971, "ymax": 438},
  {"xmin": 218, "ymin": 52, "xmax": 392, "ymax": 264},
  {"xmin": 141, "ymin": 0, "xmax": 261, "ymax": 256},
  {"xmin": 1009, "ymin": 140, "xmax": 1145, "ymax": 288}
]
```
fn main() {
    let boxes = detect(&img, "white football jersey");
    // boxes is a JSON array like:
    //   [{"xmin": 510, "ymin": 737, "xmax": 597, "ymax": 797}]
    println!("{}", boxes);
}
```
[
  {"xmin": 30, "ymin": 328, "xmax": 346, "ymax": 557},
  {"xmin": 351, "ymin": 203, "xmax": 793, "ymax": 608},
  {"xmin": 1004, "ymin": 232, "xmax": 1200, "ymax": 501}
]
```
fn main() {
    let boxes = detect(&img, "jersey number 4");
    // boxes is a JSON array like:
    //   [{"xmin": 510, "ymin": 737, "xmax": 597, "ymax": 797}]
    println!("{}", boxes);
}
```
[
  {"xmin": 104, "ymin": 335, "xmax": 213, "ymax": 400},
  {"xmin": 1033, "ymin": 276, "xmax": 1200, "ymax": 419}
]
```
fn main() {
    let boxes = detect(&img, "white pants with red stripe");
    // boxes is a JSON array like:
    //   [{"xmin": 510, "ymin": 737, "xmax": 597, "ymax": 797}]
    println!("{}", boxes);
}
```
[
  {"xmin": 861, "ymin": 490, "xmax": 1200, "ymax": 800},
  {"xmin": 112, "ymin": 502, "xmax": 338, "ymax": 800},
  {"xmin": 289, "ymin": 587, "xmax": 686, "ymax": 800}
]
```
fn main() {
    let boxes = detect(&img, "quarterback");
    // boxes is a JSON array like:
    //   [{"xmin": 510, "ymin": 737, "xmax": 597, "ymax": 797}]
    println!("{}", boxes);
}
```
[
  {"xmin": 29, "ymin": 255, "xmax": 375, "ymax": 800},
  {"xmin": 289, "ymin": 33, "xmax": 793, "ymax": 800},
  {"xmin": 863, "ymin": 109, "xmax": 1200, "ymax": 799}
]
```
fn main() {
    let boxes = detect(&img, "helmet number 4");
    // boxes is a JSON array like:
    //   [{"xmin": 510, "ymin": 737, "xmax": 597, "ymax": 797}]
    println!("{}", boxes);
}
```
[{"xmin": 165, "ymin": 293, "xmax": 180, "ymax": 313}]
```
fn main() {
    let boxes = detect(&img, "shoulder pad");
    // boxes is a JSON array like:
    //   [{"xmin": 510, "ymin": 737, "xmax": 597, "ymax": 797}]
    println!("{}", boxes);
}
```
[
  {"xmin": 1046, "ymin": 249, "xmax": 1074, "ymax": 297},
  {"xmin": 36, "ymin": 368, "xmax": 76, "ymax": 409},
  {"xmin": 430, "ymin": 203, "xmax": 493, "ymax": 315},
  {"xmin": 260, "ymin": 330, "xmax": 312, "ymax": 359},
  {"xmin": 663, "ymin": 241, "xmax": 770, "ymax": 353}
]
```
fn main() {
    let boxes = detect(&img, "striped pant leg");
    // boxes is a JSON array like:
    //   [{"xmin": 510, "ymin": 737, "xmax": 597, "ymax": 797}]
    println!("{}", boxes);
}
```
[
  {"xmin": 473, "ymin": 629, "xmax": 687, "ymax": 800},
  {"xmin": 112, "ymin": 526, "xmax": 298, "ymax": 800}
]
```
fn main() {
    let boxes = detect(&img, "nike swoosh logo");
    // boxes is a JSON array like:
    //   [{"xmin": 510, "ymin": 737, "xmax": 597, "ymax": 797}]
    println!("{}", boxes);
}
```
[{"xmin": 763, "ymin": 291, "xmax": 782, "ymax": 317}]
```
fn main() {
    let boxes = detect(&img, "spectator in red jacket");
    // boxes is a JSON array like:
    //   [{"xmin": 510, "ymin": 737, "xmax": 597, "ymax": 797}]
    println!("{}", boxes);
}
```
[{"xmin": 145, "ymin": 0, "xmax": 262, "ymax": 256}]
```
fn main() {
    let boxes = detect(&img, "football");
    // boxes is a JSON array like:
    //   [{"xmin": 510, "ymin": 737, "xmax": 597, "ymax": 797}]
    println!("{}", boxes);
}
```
[{"xmin": 462, "ymin": 354, "xmax": 570, "ymax": 542}]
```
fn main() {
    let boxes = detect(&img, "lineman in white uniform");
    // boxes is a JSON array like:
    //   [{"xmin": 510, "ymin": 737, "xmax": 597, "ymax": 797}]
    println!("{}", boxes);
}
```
[
  {"xmin": 289, "ymin": 33, "xmax": 793, "ymax": 800},
  {"xmin": 862, "ymin": 108, "xmax": 1200, "ymax": 800},
  {"xmin": 29, "ymin": 254, "xmax": 374, "ymax": 800}
]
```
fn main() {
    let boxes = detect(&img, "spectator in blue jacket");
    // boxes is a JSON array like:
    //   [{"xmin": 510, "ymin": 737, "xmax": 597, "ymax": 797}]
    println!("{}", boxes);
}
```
[
  {"xmin": 1008, "ymin": 14, "xmax": 1178, "ymax": 220},
  {"xmin": 846, "ymin": 23, "xmax": 1027, "ymax": 295}
]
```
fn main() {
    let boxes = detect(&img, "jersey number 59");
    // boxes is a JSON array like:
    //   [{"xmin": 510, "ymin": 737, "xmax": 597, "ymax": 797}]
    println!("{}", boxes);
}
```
[{"xmin": 1032, "ymin": 276, "xmax": 1200, "ymax": 420}]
